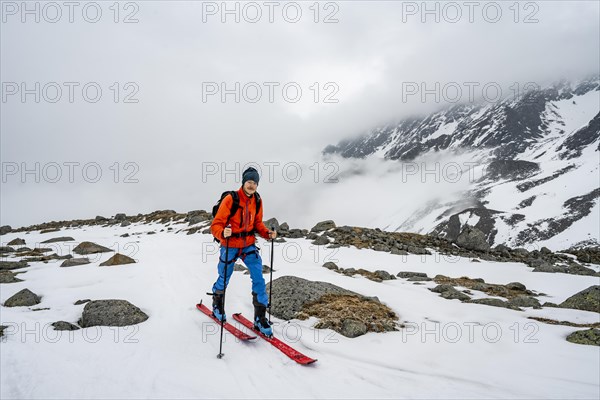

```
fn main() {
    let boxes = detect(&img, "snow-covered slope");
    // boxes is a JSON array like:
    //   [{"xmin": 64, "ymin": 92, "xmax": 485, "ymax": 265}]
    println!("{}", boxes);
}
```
[
  {"xmin": 323, "ymin": 77, "xmax": 600, "ymax": 249},
  {"xmin": 1, "ymin": 223, "xmax": 599, "ymax": 399}
]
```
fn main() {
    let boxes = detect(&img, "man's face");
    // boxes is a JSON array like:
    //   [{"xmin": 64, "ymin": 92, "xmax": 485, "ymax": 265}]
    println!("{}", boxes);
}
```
[{"xmin": 243, "ymin": 180, "xmax": 258, "ymax": 195}]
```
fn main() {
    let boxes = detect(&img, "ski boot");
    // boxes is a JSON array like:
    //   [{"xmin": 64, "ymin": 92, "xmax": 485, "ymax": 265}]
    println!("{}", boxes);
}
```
[
  {"xmin": 253, "ymin": 292, "xmax": 273, "ymax": 337},
  {"xmin": 212, "ymin": 290, "xmax": 226, "ymax": 322}
]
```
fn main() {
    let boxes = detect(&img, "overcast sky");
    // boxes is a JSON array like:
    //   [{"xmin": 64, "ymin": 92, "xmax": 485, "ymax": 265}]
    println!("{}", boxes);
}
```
[{"xmin": 1, "ymin": 0, "xmax": 599, "ymax": 229}]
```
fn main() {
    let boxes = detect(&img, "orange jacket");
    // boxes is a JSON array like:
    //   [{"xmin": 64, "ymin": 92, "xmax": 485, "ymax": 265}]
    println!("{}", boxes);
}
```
[{"xmin": 211, "ymin": 187, "xmax": 270, "ymax": 248}]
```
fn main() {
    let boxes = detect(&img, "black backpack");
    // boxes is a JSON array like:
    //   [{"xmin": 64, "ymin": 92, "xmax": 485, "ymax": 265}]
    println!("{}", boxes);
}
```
[{"xmin": 211, "ymin": 191, "xmax": 262, "ymax": 242}]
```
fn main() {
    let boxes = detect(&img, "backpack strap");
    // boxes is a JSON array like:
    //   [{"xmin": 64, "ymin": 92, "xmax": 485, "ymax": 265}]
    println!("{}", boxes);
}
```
[
  {"xmin": 226, "ymin": 191, "xmax": 240, "ymax": 225},
  {"xmin": 254, "ymin": 192, "xmax": 261, "ymax": 218}
]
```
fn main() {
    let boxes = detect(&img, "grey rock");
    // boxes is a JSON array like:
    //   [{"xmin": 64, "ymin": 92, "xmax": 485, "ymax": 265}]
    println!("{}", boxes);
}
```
[
  {"xmin": 41, "ymin": 236, "xmax": 75, "ymax": 244},
  {"xmin": 542, "ymin": 302, "xmax": 560, "ymax": 308},
  {"xmin": 373, "ymin": 244, "xmax": 390, "ymax": 252},
  {"xmin": 306, "ymin": 232, "xmax": 319, "ymax": 240},
  {"xmin": 0, "ymin": 271, "xmax": 23, "ymax": 283},
  {"xmin": 79, "ymin": 300, "xmax": 149, "ymax": 327},
  {"xmin": 407, "ymin": 246, "xmax": 430, "ymax": 255},
  {"xmin": 60, "ymin": 258, "xmax": 91, "ymax": 268},
  {"xmin": 267, "ymin": 276, "xmax": 360, "ymax": 321},
  {"xmin": 560, "ymin": 286, "xmax": 599, "ymax": 313},
  {"xmin": 506, "ymin": 282, "xmax": 527, "ymax": 291},
  {"xmin": 407, "ymin": 276, "xmax": 432, "ymax": 282},
  {"xmin": 430, "ymin": 284, "xmax": 455, "ymax": 293},
  {"xmin": 567, "ymin": 263, "xmax": 599, "ymax": 276},
  {"xmin": 455, "ymin": 226, "xmax": 490, "ymax": 252},
  {"xmin": 74, "ymin": 299, "xmax": 91, "ymax": 305},
  {"xmin": 286, "ymin": 229, "xmax": 305, "ymax": 238},
  {"xmin": 0, "ymin": 246, "xmax": 15, "ymax": 253},
  {"xmin": 374, "ymin": 270, "xmax": 396, "ymax": 281},
  {"xmin": 312, "ymin": 236, "xmax": 331, "ymax": 246},
  {"xmin": 397, "ymin": 271, "xmax": 428, "ymax": 279},
  {"xmin": 4, "ymin": 289, "xmax": 41, "ymax": 307},
  {"xmin": 0, "ymin": 260, "xmax": 28, "ymax": 270},
  {"xmin": 513, "ymin": 248, "xmax": 530, "ymax": 257},
  {"xmin": 529, "ymin": 259, "xmax": 566, "ymax": 273},
  {"xmin": 121, "ymin": 221, "xmax": 131, "ymax": 227},
  {"xmin": 188, "ymin": 216, "xmax": 206, "ymax": 225},
  {"xmin": 508, "ymin": 295, "xmax": 541, "ymax": 308},
  {"xmin": 472, "ymin": 282, "xmax": 492, "ymax": 291},
  {"xmin": 322, "ymin": 262, "xmax": 339, "ymax": 271},
  {"xmin": 566, "ymin": 329, "xmax": 600, "ymax": 346},
  {"xmin": 73, "ymin": 241, "xmax": 113, "ymax": 255},
  {"xmin": 468, "ymin": 298, "xmax": 518, "ymax": 310},
  {"xmin": 114, "ymin": 213, "xmax": 127, "ymax": 221},
  {"xmin": 440, "ymin": 288, "xmax": 471, "ymax": 301},
  {"xmin": 311, "ymin": 220, "xmax": 336, "ymax": 232},
  {"xmin": 540, "ymin": 246, "xmax": 552, "ymax": 255},
  {"xmin": 52, "ymin": 321, "xmax": 80, "ymax": 331},
  {"xmin": 7, "ymin": 238, "xmax": 25, "ymax": 246},
  {"xmin": 0, "ymin": 225, "xmax": 12, "ymax": 235},
  {"xmin": 494, "ymin": 244, "xmax": 512, "ymax": 253},
  {"xmin": 99, "ymin": 253, "xmax": 136, "ymax": 267},
  {"xmin": 263, "ymin": 218, "xmax": 280, "ymax": 231},
  {"xmin": 390, "ymin": 248, "xmax": 409, "ymax": 255},
  {"xmin": 340, "ymin": 319, "xmax": 368, "ymax": 338}
]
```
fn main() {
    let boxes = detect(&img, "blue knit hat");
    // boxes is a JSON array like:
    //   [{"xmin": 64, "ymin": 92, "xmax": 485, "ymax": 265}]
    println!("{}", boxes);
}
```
[{"xmin": 242, "ymin": 167, "xmax": 260, "ymax": 185}]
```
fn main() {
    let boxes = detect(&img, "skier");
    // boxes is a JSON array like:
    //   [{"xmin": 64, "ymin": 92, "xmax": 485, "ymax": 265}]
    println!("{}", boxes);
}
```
[{"xmin": 210, "ymin": 166, "xmax": 277, "ymax": 336}]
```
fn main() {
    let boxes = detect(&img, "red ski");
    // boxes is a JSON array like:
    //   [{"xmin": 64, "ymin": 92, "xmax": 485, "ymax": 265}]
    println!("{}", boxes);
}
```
[
  {"xmin": 232, "ymin": 313, "xmax": 317, "ymax": 365},
  {"xmin": 196, "ymin": 303, "xmax": 257, "ymax": 341}
]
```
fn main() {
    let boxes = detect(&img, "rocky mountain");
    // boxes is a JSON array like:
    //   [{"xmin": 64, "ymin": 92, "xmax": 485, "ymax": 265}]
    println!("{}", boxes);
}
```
[{"xmin": 323, "ymin": 76, "xmax": 600, "ymax": 249}]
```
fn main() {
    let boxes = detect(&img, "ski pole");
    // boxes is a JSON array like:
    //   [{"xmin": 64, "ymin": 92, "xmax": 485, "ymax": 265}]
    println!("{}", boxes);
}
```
[
  {"xmin": 268, "ymin": 225, "xmax": 275, "ymax": 323},
  {"xmin": 217, "ymin": 224, "xmax": 231, "ymax": 359}
]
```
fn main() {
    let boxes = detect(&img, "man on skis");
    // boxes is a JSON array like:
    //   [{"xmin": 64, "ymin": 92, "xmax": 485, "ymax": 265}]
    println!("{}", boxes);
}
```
[{"xmin": 210, "ymin": 166, "xmax": 277, "ymax": 336}]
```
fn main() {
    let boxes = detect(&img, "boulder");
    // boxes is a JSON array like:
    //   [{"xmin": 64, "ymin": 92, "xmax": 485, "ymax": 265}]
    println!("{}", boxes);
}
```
[
  {"xmin": 397, "ymin": 272, "xmax": 428, "ymax": 279},
  {"xmin": 0, "ymin": 246, "xmax": 15, "ymax": 254},
  {"xmin": 114, "ymin": 213, "xmax": 127, "ymax": 221},
  {"xmin": 468, "ymin": 298, "xmax": 518, "ymax": 310},
  {"xmin": 0, "ymin": 260, "xmax": 28, "ymax": 271},
  {"xmin": 312, "ymin": 236, "xmax": 331, "ymax": 246},
  {"xmin": 508, "ymin": 295, "xmax": 541, "ymax": 308},
  {"xmin": 373, "ymin": 270, "xmax": 396, "ymax": 281},
  {"xmin": 340, "ymin": 319, "xmax": 368, "ymax": 338},
  {"xmin": 322, "ymin": 262, "xmax": 339, "ymax": 271},
  {"xmin": 73, "ymin": 241, "xmax": 113, "ymax": 255},
  {"xmin": 440, "ymin": 288, "xmax": 471, "ymax": 301},
  {"xmin": 41, "ymin": 236, "xmax": 75, "ymax": 244},
  {"xmin": 52, "ymin": 321, "xmax": 80, "ymax": 331},
  {"xmin": 0, "ymin": 271, "xmax": 23, "ymax": 283},
  {"xmin": 560, "ymin": 286, "xmax": 599, "ymax": 313},
  {"xmin": 455, "ymin": 226, "xmax": 490, "ymax": 252},
  {"xmin": 506, "ymin": 282, "xmax": 527, "ymax": 291},
  {"xmin": 4, "ymin": 289, "xmax": 41, "ymax": 307},
  {"xmin": 310, "ymin": 220, "xmax": 336, "ymax": 232},
  {"xmin": 267, "ymin": 276, "xmax": 360, "ymax": 321},
  {"xmin": 566, "ymin": 329, "xmax": 600, "ymax": 346},
  {"xmin": 60, "ymin": 258, "xmax": 91, "ymax": 268},
  {"xmin": 99, "ymin": 253, "xmax": 136, "ymax": 267},
  {"xmin": 79, "ymin": 300, "xmax": 149, "ymax": 327}
]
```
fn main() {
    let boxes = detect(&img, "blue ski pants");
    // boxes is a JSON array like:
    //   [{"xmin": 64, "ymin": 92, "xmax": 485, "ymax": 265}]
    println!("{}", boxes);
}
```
[{"xmin": 211, "ymin": 244, "xmax": 269, "ymax": 307}]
